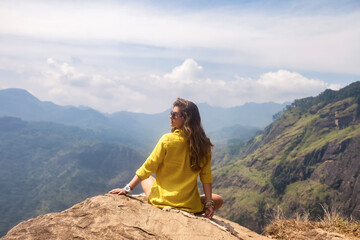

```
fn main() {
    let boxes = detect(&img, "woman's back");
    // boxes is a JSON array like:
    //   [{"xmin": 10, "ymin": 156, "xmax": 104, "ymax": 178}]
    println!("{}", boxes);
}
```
[{"xmin": 136, "ymin": 129, "xmax": 212, "ymax": 213}]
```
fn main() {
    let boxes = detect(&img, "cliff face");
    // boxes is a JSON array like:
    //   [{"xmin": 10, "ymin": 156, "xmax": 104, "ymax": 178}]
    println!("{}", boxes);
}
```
[
  {"xmin": 267, "ymin": 96, "xmax": 360, "ymax": 217},
  {"xmin": 212, "ymin": 82, "xmax": 360, "ymax": 233},
  {"xmin": 1, "ymin": 194, "xmax": 268, "ymax": 240}
]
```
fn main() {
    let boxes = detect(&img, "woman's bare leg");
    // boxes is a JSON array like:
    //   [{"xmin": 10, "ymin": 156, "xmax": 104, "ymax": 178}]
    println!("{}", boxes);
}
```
[
  {"xmin": 201, "ymin": 194, "xmax": 223, "ymax": 211},
  {"xmin": 141, "ymin": 176, "xmax": 155, "ymax": 199}
]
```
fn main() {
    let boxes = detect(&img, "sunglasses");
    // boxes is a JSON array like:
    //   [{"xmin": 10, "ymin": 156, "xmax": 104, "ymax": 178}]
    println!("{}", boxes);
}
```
[{"xmin": 170, "ymin": 111, "xmax": 182, "ymax": 118}]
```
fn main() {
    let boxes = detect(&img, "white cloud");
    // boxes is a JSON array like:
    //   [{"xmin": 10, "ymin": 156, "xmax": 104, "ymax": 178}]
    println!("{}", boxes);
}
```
[
  {"xmin": 164, "ymin": 59, "xmax": 203, "ymax": 84},
  {"xmin": 140, "ymin": 59, "xmax": 337, "ymax": 110},
  {"xmin": 46, "ymin": 58, "xmax": 87, "ymax": 87},
  {"xmin": 0, "ymin": 57, "xmax": 345, "ymax": 113},
  {"xmin": 38, "ymin": 58, "xmax": 147, "ymax": 113},
  {"xmin": 257, "ymin": 70, "xmax": 327, "ymax": 92}
]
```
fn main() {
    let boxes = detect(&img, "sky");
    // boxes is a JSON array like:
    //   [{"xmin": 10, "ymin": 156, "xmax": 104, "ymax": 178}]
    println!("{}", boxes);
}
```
[{"xmin": 0, "ymin": 0, "xmax": 359, "ymax": 114}]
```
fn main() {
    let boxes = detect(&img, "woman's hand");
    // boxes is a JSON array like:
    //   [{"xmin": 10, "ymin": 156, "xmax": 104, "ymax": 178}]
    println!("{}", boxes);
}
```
[
  {"xmin": 108, "ymin": 188, "xmax": 127, "ymax": 195},
  {"xmin": 203, "ymin": 198, "xmax": 215, "ymax": 219},
  {"xmin": 204, "ymin": 206, "xmax": 214, "ymax": 219}
]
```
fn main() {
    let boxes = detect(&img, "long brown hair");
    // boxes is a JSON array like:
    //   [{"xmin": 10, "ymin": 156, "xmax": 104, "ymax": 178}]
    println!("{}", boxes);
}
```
[{"xmin": 172, "ymin": 98, "xmax": 213, "ymax": 171}]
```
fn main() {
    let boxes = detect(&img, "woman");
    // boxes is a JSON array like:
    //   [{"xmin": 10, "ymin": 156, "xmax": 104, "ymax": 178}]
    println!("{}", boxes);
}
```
[{"xmin": 109, "ymin": 98, "xmax": 223, "ymax": 219}]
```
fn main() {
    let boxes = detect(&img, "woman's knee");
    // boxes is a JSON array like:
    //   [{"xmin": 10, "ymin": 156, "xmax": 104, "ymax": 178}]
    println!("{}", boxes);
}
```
[
  {"xmin": 141, "ymin": 176, "xmax": 155, "ymax": 199},
  {"xmin": 212, "ymin": 194, "xmax": 223, "ymax": 210},
  {"xmin": 200, "ymin": 193, "xmax": 224, "ymax": 211}
]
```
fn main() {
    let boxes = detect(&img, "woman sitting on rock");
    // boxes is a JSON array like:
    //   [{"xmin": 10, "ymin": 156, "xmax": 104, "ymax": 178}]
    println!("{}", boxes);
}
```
[{"xmin": 109, "ymin": 98, "xmax": 223, "ymax": 219}]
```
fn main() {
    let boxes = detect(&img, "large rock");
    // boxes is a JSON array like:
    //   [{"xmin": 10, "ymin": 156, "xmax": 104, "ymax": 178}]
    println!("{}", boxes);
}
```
[{"xmin": 1, "ymin": 194, "xmax": 269, "ymax": 240}]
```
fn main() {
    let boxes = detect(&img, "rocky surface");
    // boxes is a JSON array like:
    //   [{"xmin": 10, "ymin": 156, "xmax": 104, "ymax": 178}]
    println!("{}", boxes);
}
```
[
  {"xmin": 264, "ymin": 219, "xmax": 359, "ymax": 240},
  {"xmin": 1, "ymin": 194, "xmax": 269, "ymax": 240}
]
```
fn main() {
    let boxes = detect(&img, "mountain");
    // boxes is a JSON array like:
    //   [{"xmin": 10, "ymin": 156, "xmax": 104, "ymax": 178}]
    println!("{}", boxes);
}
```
[
  {"xmin": 0, "ymin": 88, "xmax": 143, "ymax": 147},
  {"xmin": 0, "ymin": 88, "xmax": 109, "ymax": 128},
  {"xmin": 0, "ymin": 88, "xmax": 287, "ymax": 148},
  {"xmin": 2, "ymin": 194, "xmax": 269, "ymax": 240},
  {"xmin": 212, "ymin": 81, "xmax": 360, "ymax": 233},
  {"xmin": 0, "ymin": 117, "xmax": 145, "ymax": 237}
]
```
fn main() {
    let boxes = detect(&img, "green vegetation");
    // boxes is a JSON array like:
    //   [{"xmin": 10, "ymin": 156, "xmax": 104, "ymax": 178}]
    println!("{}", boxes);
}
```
[{"xmin": 280, "ymin": 180, "xmax": 331, "ymax": 216}]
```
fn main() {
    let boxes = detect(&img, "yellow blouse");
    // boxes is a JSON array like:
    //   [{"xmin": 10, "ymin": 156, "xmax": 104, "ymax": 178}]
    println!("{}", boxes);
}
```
[{"xmin": 135, "ymin": 129, "xmax": 212, "ymax": 213}]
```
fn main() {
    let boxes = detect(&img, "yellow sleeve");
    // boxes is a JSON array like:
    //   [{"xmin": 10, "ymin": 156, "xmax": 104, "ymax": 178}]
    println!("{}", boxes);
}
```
[
  {"xmin": 136, "ymin": 136, "xmax": 167, "ymax": 180},
  {"xmin": 199, "ymin": 152, "xmax": 212, "ymax": 183}
]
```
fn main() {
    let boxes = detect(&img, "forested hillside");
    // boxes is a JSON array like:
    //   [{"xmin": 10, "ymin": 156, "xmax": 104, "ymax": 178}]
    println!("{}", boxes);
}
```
[
  {"xmin": 212, "ymin": 81, "xmax": 360, "ymax": 233},
  {"xmin": 0, "ymin": 117, "xmax": 145, "ymax": 236}
]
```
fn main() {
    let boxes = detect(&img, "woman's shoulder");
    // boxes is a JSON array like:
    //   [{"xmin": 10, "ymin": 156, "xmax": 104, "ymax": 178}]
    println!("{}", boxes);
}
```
[{"xmin": 160, "ymin": 130, "xmax": 185, "ymax": 142}]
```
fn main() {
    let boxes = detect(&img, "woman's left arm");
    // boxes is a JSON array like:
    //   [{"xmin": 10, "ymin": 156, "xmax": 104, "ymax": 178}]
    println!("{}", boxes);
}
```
[{"xmin": 202, "ymin": 182, "xmax": 214, "ymax": 219}]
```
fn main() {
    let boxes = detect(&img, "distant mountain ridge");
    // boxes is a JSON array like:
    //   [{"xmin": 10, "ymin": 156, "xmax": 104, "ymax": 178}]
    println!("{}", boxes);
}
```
[
  {"xmin": 0, "ymin": 88, "xmax": 108, "ymax": 126},
  {"xmin": 212, "ymin": 81, "xmax": 360, "ymax": 233},
  {"xmin": 0, "ymin": 88, "xmax": 287, "ymax": 148}
]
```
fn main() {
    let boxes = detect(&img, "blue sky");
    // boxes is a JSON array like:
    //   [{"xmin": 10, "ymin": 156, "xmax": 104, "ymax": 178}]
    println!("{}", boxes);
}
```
[{"xmin": 0, "ymin": 0, "xmax": 359, "ymax": 113}]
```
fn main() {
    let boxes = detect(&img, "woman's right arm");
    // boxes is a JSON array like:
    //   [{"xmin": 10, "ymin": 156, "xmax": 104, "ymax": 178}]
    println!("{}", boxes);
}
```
[
  {"xmin": 109, "ymin": 135, "xmax": 166, "ymax": 195},
  {"xmin": 108, "ymin": 175, "xmax": 142, "ymax": 195}
]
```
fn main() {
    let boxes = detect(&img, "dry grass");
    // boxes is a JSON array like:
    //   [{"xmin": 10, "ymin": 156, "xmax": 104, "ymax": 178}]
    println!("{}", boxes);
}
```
[{"xmin": 263, "ymin": 205, "xmax": 360, "ymax": 240}]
